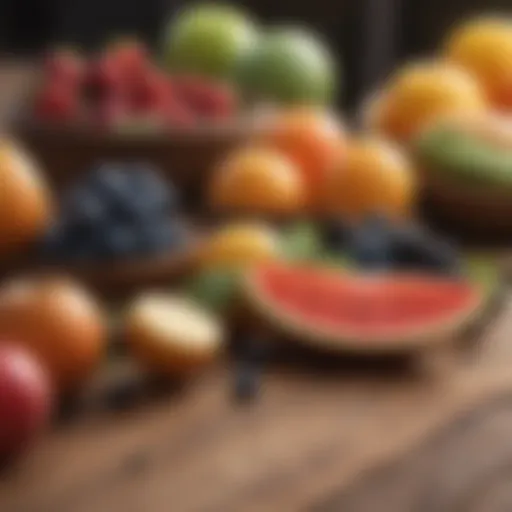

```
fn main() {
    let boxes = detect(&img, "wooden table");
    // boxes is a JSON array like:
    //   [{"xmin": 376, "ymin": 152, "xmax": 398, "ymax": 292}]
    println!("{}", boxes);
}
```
[{"xmin": 2, "ymin": 63, "xmax": 512, "ymax": 512}]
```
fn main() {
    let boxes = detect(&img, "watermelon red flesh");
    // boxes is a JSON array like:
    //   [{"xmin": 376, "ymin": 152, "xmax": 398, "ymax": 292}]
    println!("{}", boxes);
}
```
[{"xmin": 250, "ymin": 265, "xmax": 481, "ymax": 341}]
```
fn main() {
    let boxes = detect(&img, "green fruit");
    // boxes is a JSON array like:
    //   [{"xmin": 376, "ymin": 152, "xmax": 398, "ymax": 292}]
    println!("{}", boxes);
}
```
[
  {"xmin": 280, "ymin": 222, "xmax": 324, "ymax": 262},
  {"xmin": 238, "ymin": 26, "xmax": 337, "ymax": 105},
  {"xmin": 162, "ymin": 4, "xmax": 257, "ymax": 79},
  {"xmin": 415, "ymin": 121, "xmax": 512, "ymax": 189},
  {"xmin": 185, "ymin": 267, "xmax": 240, "ymax": 315}
]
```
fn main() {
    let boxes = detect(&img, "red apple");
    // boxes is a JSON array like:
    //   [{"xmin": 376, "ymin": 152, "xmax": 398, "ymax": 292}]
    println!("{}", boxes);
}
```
[{"xmin": 0, "ymin": 343, "xmax": 53, "ymax": 460}]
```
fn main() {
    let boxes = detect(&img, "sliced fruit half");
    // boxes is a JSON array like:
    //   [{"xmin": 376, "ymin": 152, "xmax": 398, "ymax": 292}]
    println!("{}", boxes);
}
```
[{"xmin": 244, "ymin": 263, "xmax": 485, "ymax": 352}]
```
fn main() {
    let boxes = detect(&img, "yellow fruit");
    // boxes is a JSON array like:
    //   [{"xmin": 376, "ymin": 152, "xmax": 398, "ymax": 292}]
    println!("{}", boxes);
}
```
[
  {"xmin": 209, "ymin": 146, "xmax": 306, "ymax": 214},
  {"xmin": 373, "ymin": 61, "xmax": 487, "ymax": 143},
  {"xmin": 444, "ymin": 17, "xmax": 512, "ymax": 110},
  {"xmin": 125, "ymin": 293, "xmax": 224, "ymax": 376},
  {"xmin": 0, "ymin": 139, "xmax": 53, "ymax": 252},
  {"xmin": 322, "ymin": 137, "xmax": 416, "ymax": 219},
  {"xmin": 200, "ymin": 222, "xmax": 281, "ymax": 270}
]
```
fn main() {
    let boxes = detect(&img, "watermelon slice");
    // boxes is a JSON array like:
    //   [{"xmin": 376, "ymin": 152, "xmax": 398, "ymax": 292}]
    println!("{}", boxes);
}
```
[{"xmin": 244, "ymin": 263, "xmax": 485, "ymax": 352}]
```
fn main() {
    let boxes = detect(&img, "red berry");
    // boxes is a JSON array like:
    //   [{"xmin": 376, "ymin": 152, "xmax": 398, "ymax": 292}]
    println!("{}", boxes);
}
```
[
  {"xmin": 129, "ymin": 68, "xmax": 170, "ymax": 114},
  {"xmin": 84, "ymin": 57, "xmax": 125, "ymax": 102},
  {"xmin": 44, "ymin": 48, "xmax": 84, "ymax": 85},
  {"xmin": 34, "ymin": 82, "xmax": 80, "ymax": 122},
  {"xmin": 172, "ymin": 76, "xmax": 237, "ymax": 119},
  {"xmin": 166, "ymin": 100, "xmax": 196, "ymax": 128},
  {"xmin": 199, "ymin": 83, "xmax": 237, "ymax": 119},
  {"xmin": 105, "ymin": 38, "xmax": 149, "ymax": 80},
  {"xmin": 94, "ymin": 95, "xmax": 129, "ymax": 129}
]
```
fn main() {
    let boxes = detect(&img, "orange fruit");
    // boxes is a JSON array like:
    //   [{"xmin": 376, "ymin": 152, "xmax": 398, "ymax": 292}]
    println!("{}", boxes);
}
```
[
  {"xmin": 322, "ymin": 137, "xmax": 416, "ymax": 219},
  {"xmin": 0, "ymin": 139, "xmax": 53, "ymax": 253},
  {"xmin": 261, "ymin": 108, "xmax": 345, "ymax": 208},
  {"xmin": 209, "ymin": 146, "xmax": 306, "ymax": 214},
  {"xmin": 0, "ymin": 277, "xmax": 106, "ymax": 390},
  {"xmin": 444, "ymin": 17, "xmax": 512, "ymax": 111},
  {"xmin": 199, "ymin": 222, "xmax": 282, "ymax": 270},
  {"xmin": 371, "ymin": 61, "xmax": 487, "ymax": 143},
  {"xmin": 125, "ymin": 293, "xmax": 224, "ymax": 377}
]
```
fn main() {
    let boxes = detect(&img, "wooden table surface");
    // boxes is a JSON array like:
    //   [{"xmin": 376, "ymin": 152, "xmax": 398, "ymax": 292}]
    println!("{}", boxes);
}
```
[{"xmin": 1, "ymin": 63, "xmax": 512, "ymax": 512}]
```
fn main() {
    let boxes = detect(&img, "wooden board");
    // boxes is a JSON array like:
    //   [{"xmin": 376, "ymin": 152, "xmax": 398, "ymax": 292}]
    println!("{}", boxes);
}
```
[{"xmin": 0, "ymin": 293, "xmax": 510, "ymax": 512}]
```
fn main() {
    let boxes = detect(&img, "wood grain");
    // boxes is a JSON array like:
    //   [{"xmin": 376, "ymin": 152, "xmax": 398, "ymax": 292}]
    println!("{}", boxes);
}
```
[{"xmin": 0, "ymin": 296, "xmax": 510, "ymax": 512}]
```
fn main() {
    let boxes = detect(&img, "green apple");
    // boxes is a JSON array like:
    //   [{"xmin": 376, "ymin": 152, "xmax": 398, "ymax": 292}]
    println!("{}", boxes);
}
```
[
  {"xmin": 162, "ymin": 4, "xmax": 257, "ymax": 79},
  {"xmin": 238, "ymin": 26, "xmax": 338, "ymax": 105}
]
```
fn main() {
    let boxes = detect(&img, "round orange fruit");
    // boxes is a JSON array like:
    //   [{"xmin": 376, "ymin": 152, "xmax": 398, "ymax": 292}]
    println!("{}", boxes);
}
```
[
  {"xmin": 261, "ymin": 108, "xmax": 345, "ymax": 208},
  {"xmin": 199, "ymin": 222, "xmax": 282, "ymax": 271},
  {"xmin": 0, "ymin": 139, "xmax": 53, "ymax": 253},
  {"xmin": 209, "ymin": 146, "xmax": 306, "ymax": 215},
  {"xmin": 0, "ymin": 277, "xmax": 106, "ymax": 391},
  {"xmin": 444, "ymin": 17, "xmax": 512, "ymax": 111},
  {"xmin": 322, "ymin": 137, "xmax": 416, "ymax": 219},
  {"xmin": 371, "ymin": 61, "xmax": 487, "ymax": 143}
]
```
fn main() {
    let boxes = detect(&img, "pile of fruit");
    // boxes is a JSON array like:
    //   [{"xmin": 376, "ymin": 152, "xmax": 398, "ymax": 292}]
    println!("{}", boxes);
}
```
[
  {"xmin": 0, "ymin": 10, "xmax": 509, "ymax": 467},
  {"xmin": 35, "ymin": 42, "xmax": 238, "ymax": 129},
  {"xmin": 208, "ymin": 107, "xmax": 416, "ymax": 219},
  {"xmin": 366, "ymin": 17, "xmax": 512, "ymax": 145},
  {"xmin": 33, "ymin": 4, "xmax": 338, "ymax": 131}
]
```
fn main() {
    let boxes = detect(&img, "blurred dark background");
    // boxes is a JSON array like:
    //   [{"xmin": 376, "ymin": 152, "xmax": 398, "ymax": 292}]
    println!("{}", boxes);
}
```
[{"xmin": 0, "ymin": 0, "xmax": 509, "ymax": 106}]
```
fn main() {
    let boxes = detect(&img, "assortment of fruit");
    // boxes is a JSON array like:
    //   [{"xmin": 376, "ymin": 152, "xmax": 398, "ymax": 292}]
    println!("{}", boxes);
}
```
[
  {"xmin": 366, "ymin": 16, "xmax": 512, "ymax": 144},
  {"xmin": 33, "ymin": 3, "xmax": 338, "ymax": 133},
  {"xmin": 0, "ymin": 9, "xmax": 509, "ymax": 463},
  {"xmin": 164, "ymin": 5, "xmax": 337, "ymax": 105}
]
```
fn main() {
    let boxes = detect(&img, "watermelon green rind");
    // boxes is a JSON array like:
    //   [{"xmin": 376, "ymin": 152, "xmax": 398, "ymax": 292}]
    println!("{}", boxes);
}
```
[
  {"xmin": 243, "ymin": 264, "xmax": 485, "ymax": 353},
  {"xmin": 414, "ymin": 123, "xmax": 512, "ymax": 190}
]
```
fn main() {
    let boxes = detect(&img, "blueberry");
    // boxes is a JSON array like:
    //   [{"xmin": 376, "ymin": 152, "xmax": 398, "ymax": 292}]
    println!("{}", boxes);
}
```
[
  {"xmin": 137, "ymin": 219, "xmax": 187, "ymax": 256},
  {"xmin": 130, "ymin": 163, "xmax": 177, "ymax": 213},
  {"xmin": 87, "ymin": 163, "xmax": 129, "ymax": 195},
  {"xmin": 322, "ymin": 218, "xmax": 351, "ymax": 251},
  {"xmin": 348, "ymin": 215, "xmax": 394, "ymax": 270},
  {"xmin": 101, "ymin": 225, "xmax": 138, "ymax": 259},
  {"xmin": 392, "ymin": 225, "xmax": 460, "ymax": 275},
  {"xmin": 63, "ymin": 187, "xmax": 106, "ymax": 227}
]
